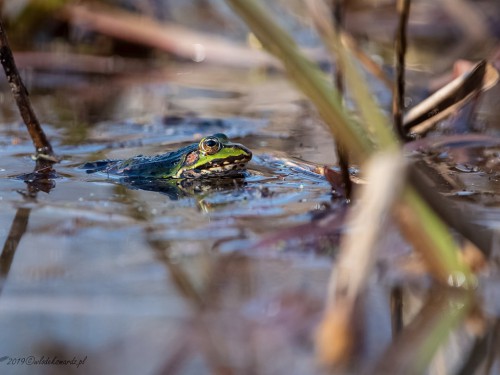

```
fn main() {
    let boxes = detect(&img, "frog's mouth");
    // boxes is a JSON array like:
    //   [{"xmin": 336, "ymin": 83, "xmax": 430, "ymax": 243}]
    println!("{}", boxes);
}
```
[{"xmin": 180, "ymin": 154, "xmax": 252, "ymax": 178}]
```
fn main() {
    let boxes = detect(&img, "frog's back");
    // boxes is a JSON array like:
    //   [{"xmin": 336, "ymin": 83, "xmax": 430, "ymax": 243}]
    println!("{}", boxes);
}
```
[
  {"xmin": 83, "ymin": 144, "xmax": 196, "ymax": 179},
  {"xmin": 81, "ymin": 159, "xmax": 117, "ymax": 173}
]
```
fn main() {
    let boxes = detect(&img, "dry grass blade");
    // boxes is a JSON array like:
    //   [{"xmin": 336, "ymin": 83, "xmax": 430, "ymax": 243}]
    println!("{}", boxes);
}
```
[
  {"xmin": 332, "ymin": 152, "xmax": 406, "ymax": 301},
  {"xmin": 316, "ymin": 152, "xmax": 406, "ymax": 367}
]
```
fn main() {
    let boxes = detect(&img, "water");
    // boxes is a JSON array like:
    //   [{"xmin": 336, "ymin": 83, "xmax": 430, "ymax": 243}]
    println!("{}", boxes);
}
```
[{"xmin": 0, "ymin": 64, "xmax": 348, "ymax": 375}]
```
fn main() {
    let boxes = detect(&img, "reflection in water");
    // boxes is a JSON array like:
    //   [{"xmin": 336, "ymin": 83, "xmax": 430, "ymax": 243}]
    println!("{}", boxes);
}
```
[
  {"xmin": 371, "ymin": 288, "xmax": 474, "ymax": 375},
  {"xmin": 390, "ymin": 286, "xmax": 403, "ymax": 337},
  {"xmin": 457, "ymin": 318, "xmax": 500, "ymax": 375},
  {"xmin": 0, "ymin": 167, "xmax": 57, "ymax": 295},
  {"xmin": 15, "ymin": 166, "xmax": 58, "ymax": 194},
  {"xmin": 117, "ymin": 175, "xmax": 248, "ymax": 201},
  {"xmin": 0, "ymin": 207, "xmax": 31, "ymax": 284},
  {"xmin": 149, "ymin": 239, "xmax": 239, "ymax": 374}
]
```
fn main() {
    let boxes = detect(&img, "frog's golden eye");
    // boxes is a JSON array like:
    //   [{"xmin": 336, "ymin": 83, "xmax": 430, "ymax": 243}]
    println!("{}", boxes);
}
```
[{"xmin": 199, "ymin": 137, "xmax": 222, "ymax": 155}]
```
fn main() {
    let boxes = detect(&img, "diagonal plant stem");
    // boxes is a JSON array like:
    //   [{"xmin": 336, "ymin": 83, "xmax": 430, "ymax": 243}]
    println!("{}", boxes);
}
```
[{"xmin": 0, "ymin": 18, "xmax": 56, "ymax": 165}]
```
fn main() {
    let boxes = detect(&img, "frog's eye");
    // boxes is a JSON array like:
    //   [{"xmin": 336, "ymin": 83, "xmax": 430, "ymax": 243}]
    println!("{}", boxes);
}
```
[{"xmin": 200, "ymin": 137, "xmax": 222, "ymax": 155}]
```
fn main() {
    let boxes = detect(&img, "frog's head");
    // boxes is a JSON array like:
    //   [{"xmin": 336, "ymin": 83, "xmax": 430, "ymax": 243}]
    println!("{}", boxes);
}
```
[{"xmin": 176, "ymin": 133, "xmax": 252, "ymax": 178}]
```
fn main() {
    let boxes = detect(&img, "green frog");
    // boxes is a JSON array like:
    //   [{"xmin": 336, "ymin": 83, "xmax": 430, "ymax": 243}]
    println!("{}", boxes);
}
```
[{"xmin": 82, "ymin": 133, "xmax": 252, "ymax": 179}]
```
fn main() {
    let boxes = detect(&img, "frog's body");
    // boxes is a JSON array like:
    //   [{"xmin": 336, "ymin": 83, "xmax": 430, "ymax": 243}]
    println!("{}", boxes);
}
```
[{"xmin": 82, "ymin": 133, "xmax": 252, "ymax": 179}]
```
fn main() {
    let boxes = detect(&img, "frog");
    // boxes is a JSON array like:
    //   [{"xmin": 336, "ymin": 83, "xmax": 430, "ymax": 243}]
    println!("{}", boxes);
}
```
[{"xmin": 82, "ymin": 133, "xmax": 252, "ymax": 179}]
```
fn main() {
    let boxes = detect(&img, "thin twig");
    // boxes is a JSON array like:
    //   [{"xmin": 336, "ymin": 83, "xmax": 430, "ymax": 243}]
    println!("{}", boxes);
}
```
[
  {"xmin": 0, "ymin": 19, "xmax": 55, "ymax": 165},
  {"xmin": 331, "ymin": 0, "xmax": 352, "ymax": 199},
  {"xmin": 392, "ymin": 0, "xmax": 411, "ymax": 141}
]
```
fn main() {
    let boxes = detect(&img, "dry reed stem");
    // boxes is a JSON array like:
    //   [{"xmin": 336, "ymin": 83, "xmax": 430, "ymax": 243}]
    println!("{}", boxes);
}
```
[{"xmin": 317, "ymin": 152, "xmax": 406, "ymax": 367}]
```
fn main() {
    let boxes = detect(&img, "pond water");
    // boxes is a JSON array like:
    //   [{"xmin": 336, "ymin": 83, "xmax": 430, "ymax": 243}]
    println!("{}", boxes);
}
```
[
  {"xmin": 1, "ymin": 59, "xmax": 500, "ymax": 374},
  {"xmin": 0, "ymin": 64, "xmax": 348, "ymax": 375}
]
